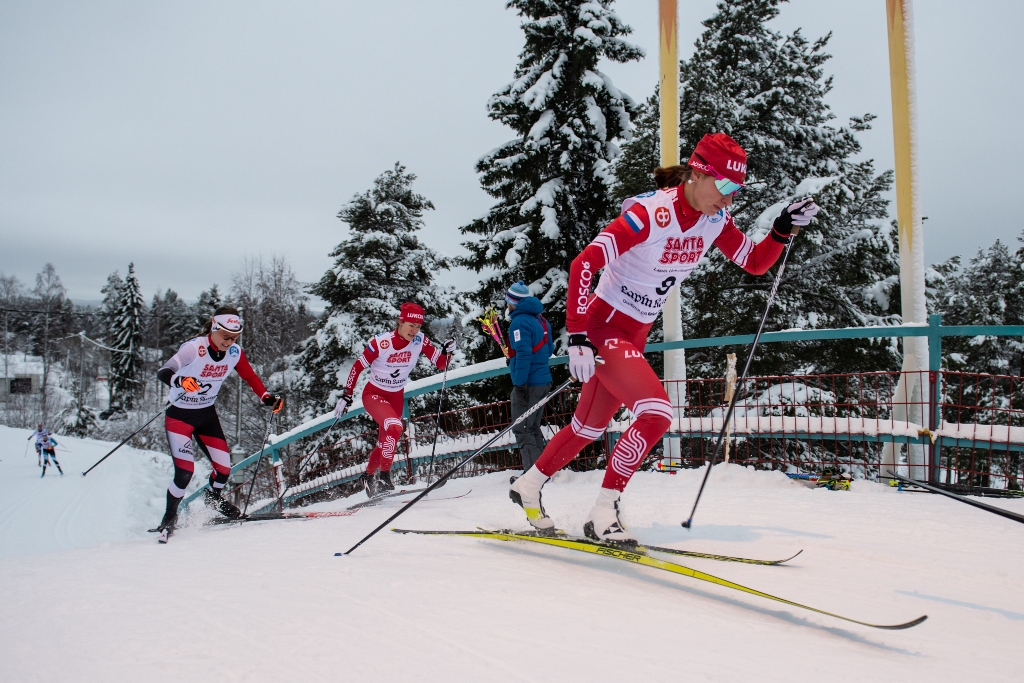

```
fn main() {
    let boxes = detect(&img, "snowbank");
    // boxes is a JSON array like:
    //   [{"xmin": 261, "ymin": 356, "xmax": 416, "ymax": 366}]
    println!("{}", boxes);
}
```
[{"xmin": 2, "ymin": 452, "xmax": 1024, "ymax": 681}]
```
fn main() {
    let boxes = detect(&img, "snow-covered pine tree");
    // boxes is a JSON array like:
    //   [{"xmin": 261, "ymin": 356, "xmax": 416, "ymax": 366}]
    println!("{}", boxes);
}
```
[
  {"xmin": 460, "ymin": 0, "xmax": 642, "ymax": 347},
  {"xmin": 98, "ymin": 270, "xmax": 122, "ymax": 345},
  {"xmin": 298, "ymin": 163, "xmax": 460, "ymax": 411},
  {"xmin": 614, "ymin": 0, "xmax": 900, "ymax": 376},
  {"xmin": 148, "ymin": 289, "xmax": 193, "ymax": 360},
  {"xmin": 192, "ymin": 285, "xmax": 222, "ymax": 336},
  {"xmin": 928, "ymin": 237, "xmax": 1024, "ymax": 376},
  {"xmin": 108, "ymin": 263, "xmax": 146, "ymax": 412}
]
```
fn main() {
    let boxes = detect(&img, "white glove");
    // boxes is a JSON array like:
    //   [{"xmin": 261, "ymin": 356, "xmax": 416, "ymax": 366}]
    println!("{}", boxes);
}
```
[
  {"xmin": 568, "ymin": 334, "xmax": 597, "ymax": 384},
  {"xmin": 773, "ymin": 197, "xmax": 820, "ymax": 237},
  {"xmin": 441, "ymin": 338, "xmax": 457, "ymax": 354},
  {"xmin": 334, "ymin": 393, "xmax": 354, "ymax": 418}
]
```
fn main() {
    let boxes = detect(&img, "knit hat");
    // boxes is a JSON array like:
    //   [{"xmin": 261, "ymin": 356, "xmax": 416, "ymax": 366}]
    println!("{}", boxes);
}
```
[
  {"xmin": 399, "ymin": 302, "xmax": 425, "ymax": 324},
  {"xmin": 688, "ymin": 133, "xmax": 748, "ymax": 185},
  {"xmin": 505, "ymin": 281, "xmax": 531, "ymax": 306}
]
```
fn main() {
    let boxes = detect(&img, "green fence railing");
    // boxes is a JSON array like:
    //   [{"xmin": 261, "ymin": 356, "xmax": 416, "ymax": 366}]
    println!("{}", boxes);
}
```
[{"xmin": 182, "ymin": 313, "xmax": 1024, "ymax": 510}]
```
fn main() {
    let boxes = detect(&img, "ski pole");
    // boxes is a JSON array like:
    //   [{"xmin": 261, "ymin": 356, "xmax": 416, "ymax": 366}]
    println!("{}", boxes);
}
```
[
  {"xmin": 241, "ymin": 411, "xmax": 277, "ymax": 517},
  {"xmin": 887, "ymin": 470, "xmax": 1024, "ymax": 526},
  {"xmin": 682, "ymin": 229, "xmax": 800, "ymax": 529},
  {"xmin": 426, "ymin": 354, "xmax": 452, "ymax": 484},
  {"xmin": 338, "ymin": 376, "xmax": 573, "ymax": 556},
  {"xmin": 81, "ymin": 402, "xmax": 170, "ymax": 476},
  {"xmin": 272, "ymin": 412, "xmax": 344, "ymax": 510}
]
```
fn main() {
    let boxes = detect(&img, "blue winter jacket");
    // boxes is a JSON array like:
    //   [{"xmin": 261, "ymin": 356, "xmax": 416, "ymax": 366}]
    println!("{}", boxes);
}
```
[{"xmin": 508, "ymin": 296, "xmax": 554, "ymax": 387}]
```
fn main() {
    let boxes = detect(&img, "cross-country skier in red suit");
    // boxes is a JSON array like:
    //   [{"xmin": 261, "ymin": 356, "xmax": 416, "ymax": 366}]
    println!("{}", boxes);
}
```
[
  {"xmin": 510, "ymin": 133, "xmax": 820, "ymax": 542},
  {"xmin": 335, "ymin": 302, "xmax": 456, "ymax": 497},
  {"xmin": 152, "ymin": 307, "xmax": 283, "ymax": 537}
]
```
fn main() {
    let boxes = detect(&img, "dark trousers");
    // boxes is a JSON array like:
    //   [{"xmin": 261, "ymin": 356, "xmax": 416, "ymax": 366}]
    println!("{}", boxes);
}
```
[{"xmin": 511, "ymin": 383, "xmax": 550, "ymax": 471}]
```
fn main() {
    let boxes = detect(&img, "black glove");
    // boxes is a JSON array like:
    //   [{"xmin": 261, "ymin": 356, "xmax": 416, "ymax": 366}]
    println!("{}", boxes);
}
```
[
  {"xmin": 772, "ymin": 197, "xmax": 820, "ymax": 242},
  {"xmin": 262, "ymin": 393, "xmax": 284, "ymax": 413},
  {"xmin": 441, "ymin": 338, "xmax": 457, "ymax": 355}
]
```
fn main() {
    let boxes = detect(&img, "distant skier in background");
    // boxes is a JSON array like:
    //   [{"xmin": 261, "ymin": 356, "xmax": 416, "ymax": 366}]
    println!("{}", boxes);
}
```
[
  {"xmin": 504, "ymin": 281, "xmax": 554, "ymax": 471},
  {"xmin": 510, "ymin": 132, "xmax": 820, "ymax": 542},
  {"xmin": 28, "ymin": 424, "xmax": 51, "ymax": 467},
  {"xmin": 39, "ymin": 435, "xmax": 63, "ymax": 477},
  {"xmin": 335, "ymin": 302, "xmax": 455, "ymax": 498},
  {"xmin": 152, "ymin": 307, "xmax": 282, "ymax": 540}
]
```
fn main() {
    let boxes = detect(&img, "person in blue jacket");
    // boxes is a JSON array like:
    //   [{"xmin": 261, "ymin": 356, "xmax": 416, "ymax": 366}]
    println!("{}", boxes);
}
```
[
  {"xmin": 40, "ymin": 435, "xmax": 63, "ymax": 477},
  {"xmin": 506, "ymin": 281, "xmax": 554, "ymax": 470}
]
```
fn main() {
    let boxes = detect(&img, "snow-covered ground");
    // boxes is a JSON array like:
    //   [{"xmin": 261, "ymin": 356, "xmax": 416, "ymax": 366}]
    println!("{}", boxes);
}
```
[
  {"xmin": 2, "ymin": 426, "xmax": 1023, "ymax": 682},
  {"xmin": 0, "ymin": 425, "xmax": 178, "ymax": 559}
]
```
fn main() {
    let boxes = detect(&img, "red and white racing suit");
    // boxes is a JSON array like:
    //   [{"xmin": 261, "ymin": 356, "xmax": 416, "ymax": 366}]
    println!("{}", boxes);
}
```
[
  {"xmin": 345, "ymin": 331, "xmax": 450, "ymax": 475},
  {"xmin": 159, "ymin": 335, "xmax": 269, "ymax": 495},
  {"xmin": 534, "ymin": 185, "xmax": 790, "ymax": 490}
]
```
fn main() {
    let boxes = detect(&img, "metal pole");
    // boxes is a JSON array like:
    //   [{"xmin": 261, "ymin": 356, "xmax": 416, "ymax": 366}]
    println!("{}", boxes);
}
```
[
  {"xmin": 885, "ymin": 0, "xmax": 928, "ymax": 481},
  {"xmin": 659, "ymin": 0, "xmax": 685, "ymax": 467}
]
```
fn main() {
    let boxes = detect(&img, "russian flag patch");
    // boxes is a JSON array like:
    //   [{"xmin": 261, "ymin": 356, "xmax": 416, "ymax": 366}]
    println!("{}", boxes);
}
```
[{"xmin": 623, "ymin": 211, "xmax": 643, "ymax": 233}]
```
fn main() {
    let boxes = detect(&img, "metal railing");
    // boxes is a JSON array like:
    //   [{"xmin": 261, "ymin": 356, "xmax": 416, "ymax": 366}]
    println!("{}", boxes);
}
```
[{"xmin": 183, "ymin": 314, "xmax": 1024, "ymax": 511}]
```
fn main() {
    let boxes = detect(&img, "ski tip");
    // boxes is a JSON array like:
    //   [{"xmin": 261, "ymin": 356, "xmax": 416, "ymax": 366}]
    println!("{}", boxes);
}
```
[
  {"xmin": 877, "ymin": 614, "xmax": 928, "ymax": 630},
  {"xmin": 785, "ymin": 549, "xmax": 804, "ymax": 562}
]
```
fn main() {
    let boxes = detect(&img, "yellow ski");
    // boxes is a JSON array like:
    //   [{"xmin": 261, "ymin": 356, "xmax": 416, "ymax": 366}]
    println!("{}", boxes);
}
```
[{"xmin": 394, "ymin": 528, "xmax": 926, "ymax": 630}]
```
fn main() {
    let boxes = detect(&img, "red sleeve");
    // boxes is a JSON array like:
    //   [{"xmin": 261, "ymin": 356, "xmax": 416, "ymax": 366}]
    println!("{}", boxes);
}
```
[
  {"xmin": 421, "ymin": 337, "xmax": 450, "ymax": 371},
  {"xmin": 565, "ymin": 204, "xmax": 652, "ymax": 334},
  {"xmin": 234, "ymin": 350, "xmax": 268, "ymax": 398},
  {"xmin": 344, "ymin": 339, "xmax": 379, "ymax": 394},
  {"xmin": 713, "ymin": 215, "xmax": 787, "ymax": 276}
]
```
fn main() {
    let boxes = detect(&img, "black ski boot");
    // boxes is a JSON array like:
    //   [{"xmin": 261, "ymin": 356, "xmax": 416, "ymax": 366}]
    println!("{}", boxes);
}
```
[
  {"xmin": 360, "ymin": 472, "xmax": 377, "ymax": 498},
  {"xmin": 205, "ymin": 488, "xmax": 243, "ymax": 520},
  {"xmin": 377, "ymin": 469, "xmax": 395, "ymax": 493}
]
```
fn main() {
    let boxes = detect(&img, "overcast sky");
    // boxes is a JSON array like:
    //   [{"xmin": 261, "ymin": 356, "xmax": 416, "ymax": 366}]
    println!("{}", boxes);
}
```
[{"xmin": 2, "ymin": 0, "xmax": 1022, "ymax": 306}]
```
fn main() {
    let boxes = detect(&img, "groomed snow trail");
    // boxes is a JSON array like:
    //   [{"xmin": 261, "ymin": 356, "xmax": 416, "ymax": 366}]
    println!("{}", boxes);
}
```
[
  {"xmin": 0, "ymin": 425, "xmax": 180, "ymax": 558},
  {"xmin": 2, "ymin": 433, "xmax": 1023, "ymax": 682}
]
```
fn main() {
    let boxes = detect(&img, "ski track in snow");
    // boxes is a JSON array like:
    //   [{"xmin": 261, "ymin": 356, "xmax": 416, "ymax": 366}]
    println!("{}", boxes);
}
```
[{"xmin": 2, "ymin": 426, "xmax": 1024, "ymax": 681}]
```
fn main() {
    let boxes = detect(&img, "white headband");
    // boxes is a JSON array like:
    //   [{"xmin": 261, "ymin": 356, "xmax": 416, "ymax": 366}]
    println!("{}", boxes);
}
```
[{"xmin": 212, "ymin": 313, "xmax": 243, "ymax": 333}]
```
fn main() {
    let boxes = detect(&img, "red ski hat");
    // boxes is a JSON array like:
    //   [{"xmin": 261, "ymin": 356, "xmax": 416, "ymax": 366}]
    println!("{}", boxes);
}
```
[
  {"xmin": 399, "ymin": 302, "xmax": 425, "ymax": 324},
  {"xmin": 688, "ymin": 133, "xmax": 748, "ymax": 185}
]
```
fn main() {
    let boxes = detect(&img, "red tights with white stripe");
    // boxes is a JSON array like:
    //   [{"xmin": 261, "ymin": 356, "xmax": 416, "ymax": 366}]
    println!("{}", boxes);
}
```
[
  {"xmin": 533, "ymin": 317, "xmax": 672, "ymax": 491},
  {"xmin": 164, "ymin": 406, "xmax": 232, "ymax": 498},
  {"xmin": 362, "ymin": 384, "xmax": 405, "ymax": 475}
]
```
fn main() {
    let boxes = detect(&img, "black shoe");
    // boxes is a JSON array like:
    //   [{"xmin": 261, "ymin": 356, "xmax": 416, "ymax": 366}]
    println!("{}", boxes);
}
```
[
  {"xmin": 360, "ymin": 473, "xmax": 377, "ymax": 498},
  {"xmin": 149, "ymin": 510, "xmax": 178, "ymax": 533},
  {"xmin": 377, "ymin": 470, "xmax": 395, "ymax": 492},
  {"xmin": 204, "ymin": 488, "xmax": 242, "ymax": 520}
]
